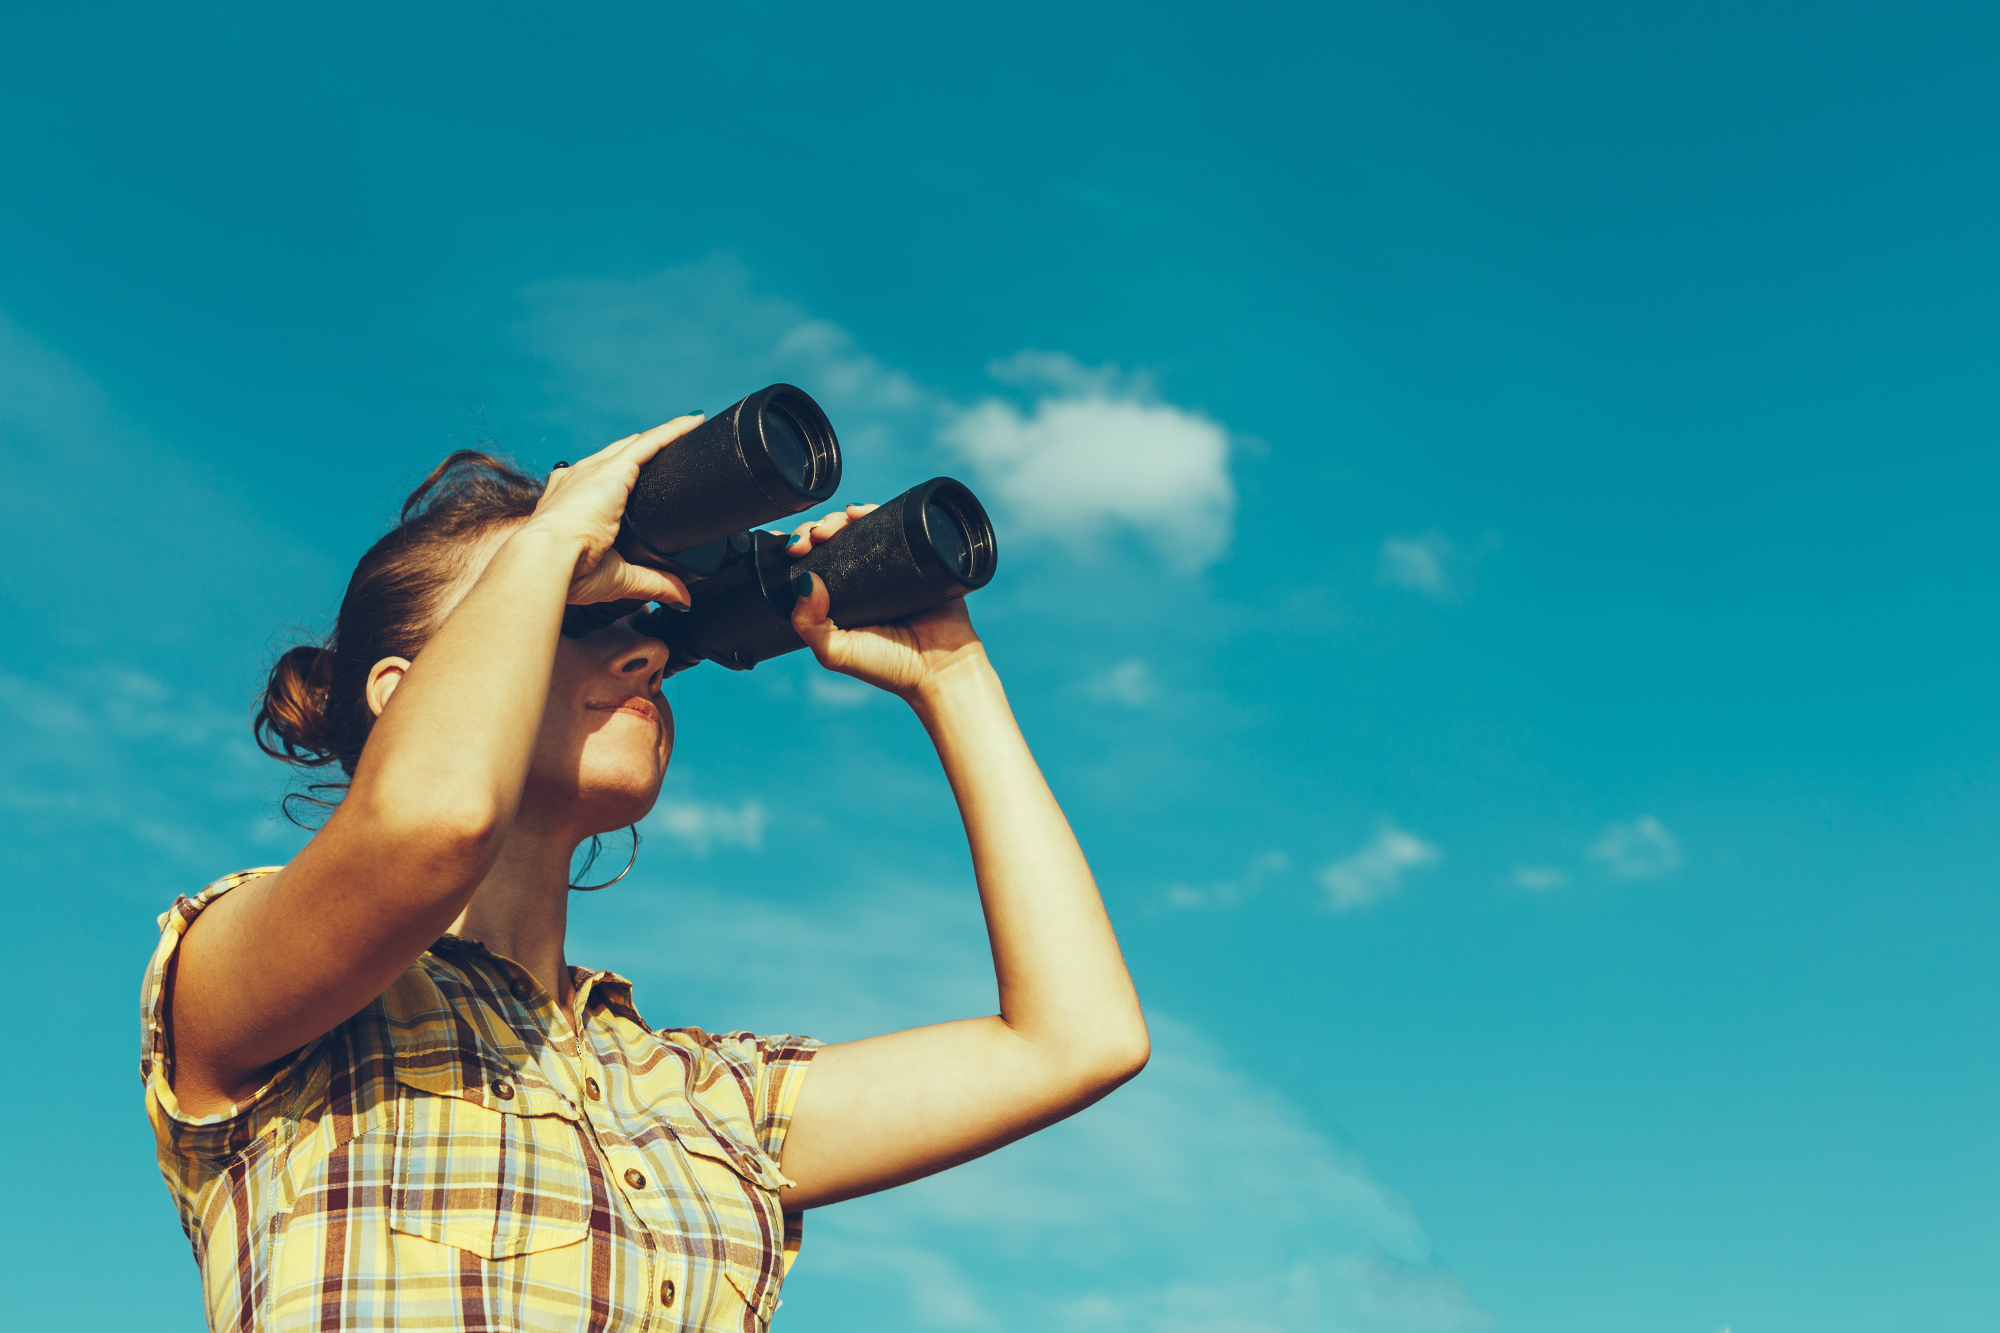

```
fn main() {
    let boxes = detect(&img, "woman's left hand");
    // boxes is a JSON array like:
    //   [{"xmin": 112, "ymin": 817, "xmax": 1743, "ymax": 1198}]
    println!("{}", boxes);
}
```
[{"xmin": 782, "ymin": 504, "xmax": 986, "ymax": 701}]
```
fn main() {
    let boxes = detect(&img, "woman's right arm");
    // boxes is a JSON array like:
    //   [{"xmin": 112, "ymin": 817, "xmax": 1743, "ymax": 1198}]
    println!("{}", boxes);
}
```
[{"xmin": 166, "ymin": 421, "xmax": 695, "ymax": 1116}]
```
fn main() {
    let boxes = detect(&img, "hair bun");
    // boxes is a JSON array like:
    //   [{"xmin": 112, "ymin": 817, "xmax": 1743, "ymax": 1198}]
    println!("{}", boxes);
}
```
[
  {"xmin": 254, "ymin": 644, "xmax": 338, "ymax": 766},
  {"xmin": 254, "ymin": 447, "xmax": 544, "ymax": 824}
]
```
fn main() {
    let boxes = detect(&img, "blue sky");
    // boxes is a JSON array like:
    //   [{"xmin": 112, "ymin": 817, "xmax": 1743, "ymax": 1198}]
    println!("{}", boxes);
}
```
[{"xmin": 3, "ymin": 2, "xmax": 1997, "ymax": 1329}]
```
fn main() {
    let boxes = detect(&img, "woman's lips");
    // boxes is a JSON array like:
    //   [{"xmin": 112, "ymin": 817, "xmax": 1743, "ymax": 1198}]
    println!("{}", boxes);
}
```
[{"xmin": 589, "ymin": 696, "xmax": 661, "ymax": 726}]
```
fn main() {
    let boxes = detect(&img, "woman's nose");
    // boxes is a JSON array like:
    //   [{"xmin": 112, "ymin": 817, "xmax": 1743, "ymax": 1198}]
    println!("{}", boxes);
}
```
[{"xmin": 608, "ymin": 630, "xmax": 666, "ymax": 687}]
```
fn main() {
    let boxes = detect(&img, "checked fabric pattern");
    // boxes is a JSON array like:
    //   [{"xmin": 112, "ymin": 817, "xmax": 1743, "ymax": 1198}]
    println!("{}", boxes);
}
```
[{"xmin": 142, "ymin": 869, "xmax": 820, "ymax": 1333}]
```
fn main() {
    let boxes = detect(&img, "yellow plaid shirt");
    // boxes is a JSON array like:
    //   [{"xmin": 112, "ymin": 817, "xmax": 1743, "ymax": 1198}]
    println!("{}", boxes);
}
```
[{"xmin": 142, "ymin": 869, "xmax": 820, "ymax": 1333}]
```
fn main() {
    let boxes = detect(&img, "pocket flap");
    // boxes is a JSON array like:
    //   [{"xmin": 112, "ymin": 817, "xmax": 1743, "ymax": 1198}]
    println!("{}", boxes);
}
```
[
  {"xmin": 394, "ymin": 1049, "xmax": 578, "ymax": 1122},
  {"xmin": 670, "ymin": 1111, "xmax": 789, "ymax": 1192},
  {"xmin": 388, "ymin": 1073, "xmax": 591, "ymax": 1259},
  {"xmin": 723, "ymin": 1256, "xmax": 784, "ymax": 1329}
]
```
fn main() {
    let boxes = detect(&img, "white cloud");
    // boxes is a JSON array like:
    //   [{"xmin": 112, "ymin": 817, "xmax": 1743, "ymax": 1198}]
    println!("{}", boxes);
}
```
[
  {"xmin": 643, "ymin": 795, "xmax": 766, "ymax": 854},
  {"xmin": 1510, "ymin": 865, "xmax": 1570, "ymax": 891},
  {"xmin": 1320, "ymin": 825, "xmax": 1442, "ymax": 911},
  {"xmin": 942, "ymin": 352, "xmax": 1235, "ymax": 572},
  {"xmin": 569, "ymin": 875, "xmax": 1491, "ymax": 1332},
  {"xmin": 1085, "ymin": 659, "xmax": 1156, "ymax": 708},
  {"xmin": 1379, "ymin": 532, "xmax": 1455, "ymax": 597},
  {"xmin": 808, "ymin": 673, "xmax": 875, "ymax": 708},
  {"xmin": 1587, "ymin": 815, "xmax": 1681, "ymax": 879},
  {"xmin": 1164, "ymin": 849, "xmax": 1289, "ymax": 909},
  {"xmin": 518, "ymin": 267, "xmax": 1237, "ymax": 575}
]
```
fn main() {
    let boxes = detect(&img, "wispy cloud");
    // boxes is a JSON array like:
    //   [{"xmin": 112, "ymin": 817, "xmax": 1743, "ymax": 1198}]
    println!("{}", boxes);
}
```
[
  {"xmin": 1164, "ymin": 850, "xmax": 1289, "ymax": 909},
  {"xmin": 1320, "ymin": 825, "xmax": 1442, "ymax": 911},
  {"xmin": 942, "ymin": 352, "xmax": 1234, "ymax": 572},
  {"xmin": 1587, "ymin": 815, "xmax": 1681, "ymax": 879},
  {"xmin": 1085, "ymin": 659, "xmax": 1156, "ymax": 708},
  {"xmin": 575, "ymin": 875, "xmax": 1491, "ymax": 1331},
  {"xmin": 0, "ymin": 310, "xmax": 333, "ymax": 655},
  {"xmin": 1379, "ymin": 532, "xmax": 1456, "ymax": 597},
  {"xmin": 643, "ymin": 795, "xmax": 766, "ymax": 855},
  {"xmin": 1377, "ymin": 530, "xmax": 1500, "ymax": 601},
  {"xmin": 0, "ymin": 667, "xmax": 302, "ymax": 878},
  {"xmin": 807, "ymin": 673, "xmax": 876, "ymax": 708},
  {"xmin": 1511, "ymin": 865, "xmax": 1570, "ymax": 891},
  {"xmin": 518, "ymin": 257, "xmax": 931, "ymax": 457}
]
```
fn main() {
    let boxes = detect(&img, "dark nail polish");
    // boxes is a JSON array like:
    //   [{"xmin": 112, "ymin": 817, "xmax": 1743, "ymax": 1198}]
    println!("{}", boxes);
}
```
[
  {"xmin": 790, "ymin": 570, "xmax": 813, "ymax": 601},
  {"xmin": 684, "ymin": 409, "xmax": 706, "ymax": 418},
  {"xmin": 664, "ymin": 599, "xmax": 691, "ymax": 613}
]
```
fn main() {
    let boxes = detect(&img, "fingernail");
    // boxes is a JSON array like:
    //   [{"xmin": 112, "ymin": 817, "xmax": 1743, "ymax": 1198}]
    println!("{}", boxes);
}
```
[
  {"xmin": 790, "ymin": 570, "xmax": 813, "ymax": 601},
  {"xmin": 665, "ymin": 599, "xmax": 691, "ymax": 613},
  {"xmin": 684, "ymin": 409, "xmax": 706, "ymax": 418}
]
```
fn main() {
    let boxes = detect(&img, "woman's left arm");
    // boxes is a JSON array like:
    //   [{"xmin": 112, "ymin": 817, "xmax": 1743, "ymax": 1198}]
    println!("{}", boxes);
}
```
[{"xmin": 771, "ymin": 507, "xmax": 1150, "ymax": 1211}]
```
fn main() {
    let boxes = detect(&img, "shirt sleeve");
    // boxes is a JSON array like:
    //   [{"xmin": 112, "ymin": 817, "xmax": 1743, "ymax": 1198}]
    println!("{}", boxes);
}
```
[
  {"xmin": 710, "ymin": 1031, "xmax": 823, "ymax": 1166},
  {"xmin": 140, "ymin": 867, "xmax": 324, "ymax": 1161}
]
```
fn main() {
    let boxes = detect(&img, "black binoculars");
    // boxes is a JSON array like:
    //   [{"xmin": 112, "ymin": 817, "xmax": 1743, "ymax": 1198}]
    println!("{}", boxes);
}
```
[{"xmin": 560, "ymin": 384, "xmax": 998, "ymax": 678}]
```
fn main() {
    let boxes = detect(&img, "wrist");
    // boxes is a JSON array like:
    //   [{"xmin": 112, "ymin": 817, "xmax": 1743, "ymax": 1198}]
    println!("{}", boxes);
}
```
[
  {"xmin": 511, "ymin": 517, "xmax": 593, "ymax": 558},
  {"xmin": 905, "ymin": 647, "xmax": 1002, "ymax": 722}
]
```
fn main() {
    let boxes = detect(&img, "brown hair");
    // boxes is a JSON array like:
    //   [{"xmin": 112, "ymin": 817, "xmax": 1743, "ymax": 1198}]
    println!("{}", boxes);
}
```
[{"xmin": 255, "ymin": 450, "xmax": 544, "ymax": 821}]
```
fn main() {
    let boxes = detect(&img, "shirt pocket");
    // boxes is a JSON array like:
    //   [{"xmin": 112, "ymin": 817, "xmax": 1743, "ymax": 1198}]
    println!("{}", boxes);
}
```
[
  {"xmin": 672, "ymin": 1108, "xmax": 791, "ymax": 1328},
  {"xmin": 388, "ymin": 1059, "xmax": 592, "ymax": 1260}
]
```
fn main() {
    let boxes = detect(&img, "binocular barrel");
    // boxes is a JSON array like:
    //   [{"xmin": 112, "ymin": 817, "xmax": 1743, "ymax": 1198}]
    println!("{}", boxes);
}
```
[
  {"xmin": 624, "ymin": 383, "xmax": 840, "ymax": 561},
  {"xmin": 640, "ymin": 477, "xmax": 998, "ymax": 676},
  {"xmin": 562, "ymin": 384, "xmax": 841, "ymax": 637}
]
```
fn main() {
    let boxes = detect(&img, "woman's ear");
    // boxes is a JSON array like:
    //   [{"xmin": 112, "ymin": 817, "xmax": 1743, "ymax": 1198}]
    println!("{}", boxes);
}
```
[{"xmin": 366, "ymin": 657, "xmax": 413, "ymax": 718}]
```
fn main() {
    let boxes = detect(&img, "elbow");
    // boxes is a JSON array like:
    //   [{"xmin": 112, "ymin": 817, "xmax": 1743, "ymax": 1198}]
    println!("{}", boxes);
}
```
[
  {"xmin": 1076, "ymin": 1018, "xmax": 1151, "ymax": 1095},
  {"xmin": 1106, "ymin": 1023, "xmax": 1152, "ymax": 1085},
  {"xmin": 405, "ymin": 795, "xmax": 508, "ymax": 873},
  {"xmin": 353, "ymin": 784, "xmax": 507, "ymax": 877}
]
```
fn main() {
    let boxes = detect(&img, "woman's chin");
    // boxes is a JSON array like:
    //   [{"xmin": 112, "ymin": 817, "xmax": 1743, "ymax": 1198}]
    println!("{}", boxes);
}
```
[{"xmin": 569, "ymin": 765, "xmax": 666, "ymax": 830}]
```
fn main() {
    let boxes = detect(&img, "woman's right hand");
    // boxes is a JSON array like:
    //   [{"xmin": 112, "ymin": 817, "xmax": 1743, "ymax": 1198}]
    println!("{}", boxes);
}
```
[{"xmin": 525, "ymin": 416, "xmax": 701, "ymax": 608}]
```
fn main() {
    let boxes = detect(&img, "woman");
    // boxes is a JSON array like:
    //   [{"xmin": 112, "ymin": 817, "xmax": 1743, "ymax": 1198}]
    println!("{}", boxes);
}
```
[{"xmin": 141, "ymin": 415, "xmax": 1150, "ymax": 1332}]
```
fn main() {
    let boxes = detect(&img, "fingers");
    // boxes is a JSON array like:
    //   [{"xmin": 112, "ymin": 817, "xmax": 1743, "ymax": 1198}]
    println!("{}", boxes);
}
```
[
  {"xmin": 788, "ymin": 570, "xmax": 838, "ymax": 661},
  {"xmin": 625, "ymin": 564, "xmax": 691, "ymax": 610},
  {"xmin": 618, "ymin": 413, "xmax": 706, "ymax": 468},
  {"xmin": 547, "ymin": 414, "xmax": 702, "ymax": 490},
  {"xmin": 572, "ymin": 552, "xmax": 690, "ymax": 610},
  {"xmin": 778, "ymin": 502, "xmax": 878, "ymax": 556}
]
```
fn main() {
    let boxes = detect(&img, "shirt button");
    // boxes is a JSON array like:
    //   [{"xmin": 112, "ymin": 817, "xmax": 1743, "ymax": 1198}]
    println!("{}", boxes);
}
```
[
  {"xmin": 659, "ymin": 1279, "xmax": 676, "ymax": 1308},
  {"xmin": 509, "ymin": 980, "xmax": 532, "ymax": 1001},
  {"xmin": 585, "ymin": 1077, "xmax": 602, "ymax": 1100},
  {"xmin": 624, "ymin": 1168, "xmax": 647, "ymax": 1189},
  {"xmin": 491, "ymin": 1079, "xmax": 515, "ymax": 1100}
]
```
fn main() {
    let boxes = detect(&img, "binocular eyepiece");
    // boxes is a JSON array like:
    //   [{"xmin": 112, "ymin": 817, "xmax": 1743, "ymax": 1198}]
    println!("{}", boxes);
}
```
[{"xmin": 560, "ymin": 384, "xmax": 998, "ymax": 676}]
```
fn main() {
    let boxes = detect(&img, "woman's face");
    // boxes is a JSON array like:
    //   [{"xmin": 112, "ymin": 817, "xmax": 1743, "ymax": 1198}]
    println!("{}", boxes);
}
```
[
  {"xmin": 525, "ymin": 613, "xmax": 673, "ymax": 835},
  {"xmin": 372, "ymin": 525, "xmax": 676, "ymax": 840}
]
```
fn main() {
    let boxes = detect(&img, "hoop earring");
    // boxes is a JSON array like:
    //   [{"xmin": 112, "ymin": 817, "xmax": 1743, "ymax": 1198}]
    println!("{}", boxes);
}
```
[{"xmin": 570, "ymin": 824, "xmax": 640, "ymax": 892}]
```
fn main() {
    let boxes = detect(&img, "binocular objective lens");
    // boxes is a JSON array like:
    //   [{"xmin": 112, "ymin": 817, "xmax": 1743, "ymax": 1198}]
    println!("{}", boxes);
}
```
[
  {"xmin": 763, "ymin": 407, "xmax": 815, "ymax": 493},
  {"xmin": 925, "ymin": 496, "xmax": 974, "ymax": 579}
]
